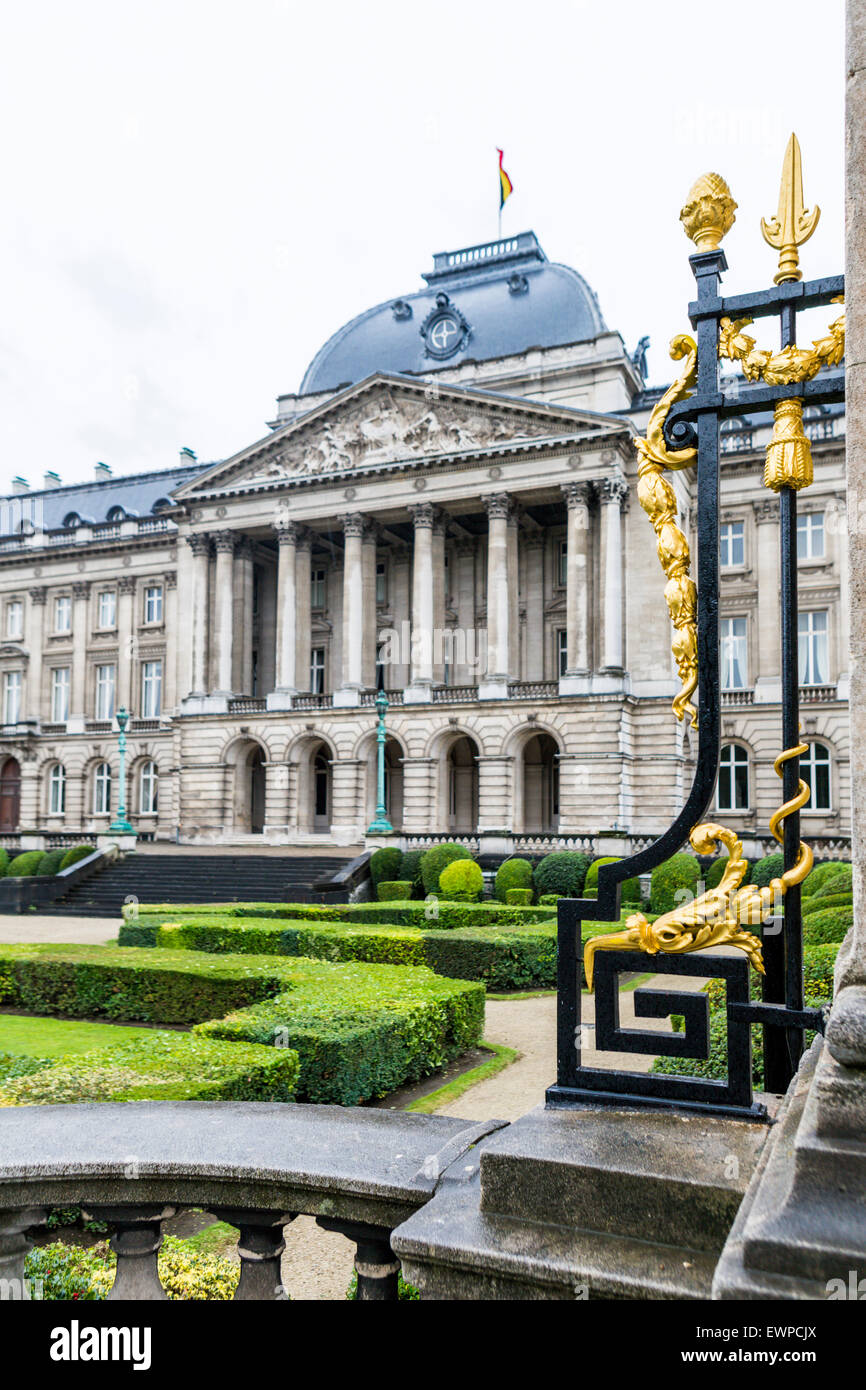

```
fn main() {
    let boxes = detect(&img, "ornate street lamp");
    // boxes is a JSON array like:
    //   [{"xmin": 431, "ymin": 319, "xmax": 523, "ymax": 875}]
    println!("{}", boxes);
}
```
[
  {"xmin": 366, "ymin": 688, "xmax": 394, "ymax": 835},
  {"xmin": 109, "ymin": 706, "xmax": 134, "ymax": 834}
]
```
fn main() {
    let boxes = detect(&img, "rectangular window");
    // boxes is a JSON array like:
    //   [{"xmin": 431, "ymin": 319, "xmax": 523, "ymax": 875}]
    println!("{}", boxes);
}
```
[
  {"xmin": 558, "ymin": 539, "xmax": 568, "ymax": 588},
  {"xmin": 557, "ymin": 628, "xmax": 568, "ymax": 677},
  {"xmin": 144, "ymin": 585, "xmax": 163, "ymax": 624},
  {"xmin": 95, "ymin": 664, "xmax": 116, "ymax": 720},
  {"xmin": 49, "ymin": 765, "xmax": 66, "ymax": 816},
  {"xmin": 719, "ymin": 521, "xmax": 745, "ymax": 568},
  {"xmin": 2, "ymin": 670, "xmax": 21, "ymax": 724},
  {"xmin": 141, "ymin": 661, "xmax": 162, "ymax": 717},
  {"xmin": 311, "ymin": 568, "xmax": 326, "ymax": 609},
  {"xmin": 6, "ymin": 601, "xmax": 23, "ymax": 639},
  {"xmin": 376, "ymin": 561, "xmax": 386, "ymax": 606},
  {"xmin": 310, "ymin": 647, "xmax": 325, "ymax": 694},
  {"xmin": 51, "ymin": 667, "xmax": 70, "ymax": 722},
  {"xmin": 54, "ymin": 595, "xmax": 71, "ymax": 633},
  {"xmin": 797, "ymin": 511, "xmax": 825, "ymax": 560},
  {"xmin": 720, "ymin": 617, "xmax": 748, "ymax": 690},
  {"xmin": 799, "ymin": 610, "xmax": 829, "ymax": 686},
  {"xmin": 98, "ymin": 590, "xmax": 116, "ymax": 628}
]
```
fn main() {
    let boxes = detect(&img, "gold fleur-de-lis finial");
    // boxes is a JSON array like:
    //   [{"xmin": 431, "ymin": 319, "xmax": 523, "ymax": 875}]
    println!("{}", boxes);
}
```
[{"xmin": 761, "ymin": 133, "xmax": 821, "ymax": 284}]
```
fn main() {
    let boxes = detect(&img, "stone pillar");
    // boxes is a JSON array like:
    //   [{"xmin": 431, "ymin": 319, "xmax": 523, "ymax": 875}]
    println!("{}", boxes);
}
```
[
  {"xmin": 404, "ymin": 504, "xmax": 435, "ymax": 703},
  {"xmin": 295, "ymin": 530, "xmax": 312, "ymax": 694},
  {"xmin": 116, "ymin": 576, "xmax": 136, "ymax": 714},
  {"xmin": 212, "ymin": 531, "xmax": 237, "ymax": 697},
  {"xmin": 454, "ymin": 540, "xmax": 477, "ymax": 686},
  {"xmin": 362, "ymin": 524, "xmax": 378, "ymax": 690},
  {"xmin": 560, "ymin": 481, "xmax": 592, "ymax": 692},
  {"xmin": 401, "ymin": 757, "xmax": 438, "ymax": 833},
  {"xmin": 599, "ymin": 476, "xmax": 627, "ymax": 677},
  {"xmin": 187, "ymin": 534, "xmax": 210, "ymax": 697},
  {"xmin": 335, "ymin": 514, "xmax": 365, "ymax": 707},
  {"xmin": 507, "ymin": 511, "xmax": 520, "ymax": 678},
  {"xmin": 390, "ymin": 546, "xmax": 412, "ymax": 690},
  {"xmin": 432, "ymin": 514, "xmax": 447, "ymax": 685},
  {"xmin": 27, "ymin": 586, "xmax": 46, "ymax": 723},
  {"xmin": 163, "ymin": 572, "xmax": 178, "ymax": 714},
  {"xmin": 262, "ymin": 759, "xmax": 294, "ymax": 839},
  {"xmin": 830, "ymin": 496, "xmax": 850, "ymax": 695},
  {"xmin": 269, "ymin": 523, "xmax": 299, "ymax": 709},
  {"xmin": 330, "ymin": 757, "xmax": 364, "ymax": 845},
  {"xmin": 753, "ymin": 498, "xmax": 781, "ymax": 701},
  {"xmin": 477, "ymin": 754, "xmax": 513, "ymax": 836},
  {"xmin": 480, "ymin": 494, "xmax": 511, "ymax": 699},
  {"xmin": 68, "ymin": 580, "xmax": 90, "ymax": 730},
  {"xmin": 522, "ymin": 535, "xmax": 545, "ymax": 681},
  {"xmin": 233, "ymin": 539, "xmax": 254, "ymax": 695}
]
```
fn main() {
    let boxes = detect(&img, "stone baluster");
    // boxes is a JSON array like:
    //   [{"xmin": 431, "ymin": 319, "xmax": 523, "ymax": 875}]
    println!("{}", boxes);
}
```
[
  {"xmin": 0, "ymin": 1207, "xmax": 48, "ymax": 1295},
  {"xmin": 316, "ymin": 1217, "xmax": 400, "ymax": 1301},
  {"xmin": 212, "ymin": 1207, "xmax": 295, "ymax": 1300},
  {"xmin": 599, "ymin": 476, "xmax": 628, "ymax": 677},
  {"xmin": 84, "ymin": 1205, "xmax": 178, "ymax": 1300}
]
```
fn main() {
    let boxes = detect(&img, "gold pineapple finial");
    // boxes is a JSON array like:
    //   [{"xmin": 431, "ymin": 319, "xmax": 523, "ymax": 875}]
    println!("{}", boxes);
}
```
[
  {"xmin": 761, "ymin": 133, "xmax": 820, "ymax": 284},
  {"xmin": 680, "ymin": 172, "xmax": 737, "ymax": 252}
]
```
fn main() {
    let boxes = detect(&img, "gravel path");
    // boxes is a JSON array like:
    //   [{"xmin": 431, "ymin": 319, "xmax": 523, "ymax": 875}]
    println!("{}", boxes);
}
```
[{"xmin": 0, "ymin": 916, "xmax": 118, "ymax": 944}]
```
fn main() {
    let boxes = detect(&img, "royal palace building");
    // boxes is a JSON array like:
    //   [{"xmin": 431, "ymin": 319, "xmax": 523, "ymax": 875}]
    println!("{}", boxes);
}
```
[{"xmin": 0, "ymin": 232, "xmax": 850, "ymax": 855}]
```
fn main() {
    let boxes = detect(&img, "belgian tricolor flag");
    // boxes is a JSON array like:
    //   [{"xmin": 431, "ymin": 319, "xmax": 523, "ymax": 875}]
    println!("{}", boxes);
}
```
[{"xmin": 497, "ymin": 149, "xmax": 513, "ymax": 210}]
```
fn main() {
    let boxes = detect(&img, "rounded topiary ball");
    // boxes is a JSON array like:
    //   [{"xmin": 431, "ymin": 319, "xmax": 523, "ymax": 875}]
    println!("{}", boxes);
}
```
[
  {"xmin": 533, "ymin": 851, "xmax": 591, "ymax": 899},
  {"xmin": 420, "ymin": 842, "xmax": 471, "ymax": 895},
  {"xmin": 494, "ymin": 857, "xmax": 533, "ymax": 903},
  {"xmin": 438, "ymin": 858, "xmax": 484, "ymax": 903}
]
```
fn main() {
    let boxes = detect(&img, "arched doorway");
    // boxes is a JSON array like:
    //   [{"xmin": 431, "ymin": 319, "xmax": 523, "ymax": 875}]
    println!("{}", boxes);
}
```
[
  {"xmin": 313, "ymin": 747, "xmax": 330, "ymax": 832},
  {"xmin": 521, "ymin": 732, "xmax": 559, "ymax": 834},
  {"xmin": 249, "ymin": 748, "xmax": 265, "ymax": 834},
  {"xmin": 0, "ymin": 757, "xmax": 21, "ymax": 831},
  {"xmin": 445, "ymin": 736, "xmax": 478, "ymax": 834},
  {"xmin": 227, "ymin": 739, "xmax": 266, "ymax": 834},
  {"xmin": 365, "ymin": 736, "xmax": 404, "ymax": 830}
]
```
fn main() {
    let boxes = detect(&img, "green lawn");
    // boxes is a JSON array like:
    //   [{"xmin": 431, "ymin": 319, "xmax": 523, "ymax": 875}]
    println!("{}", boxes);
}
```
[{"xmin": 0, "ymin": 1012, "xmax": 153, "ymax": 1058}]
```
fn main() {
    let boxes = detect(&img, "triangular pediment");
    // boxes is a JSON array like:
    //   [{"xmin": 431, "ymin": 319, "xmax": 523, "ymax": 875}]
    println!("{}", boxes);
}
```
[{"xmin": 174, "ymin": 374, "xmax": 622, "ymax": 499}]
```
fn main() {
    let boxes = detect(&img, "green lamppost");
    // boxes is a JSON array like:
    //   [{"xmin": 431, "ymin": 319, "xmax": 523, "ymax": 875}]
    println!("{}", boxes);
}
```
[
  {"xmin": 109, "ymin": 706, "xmax": 134, "ymax": 834},
  {"xmin": 366, "ymin": 688, "xmax": 393, "ymax": 835}
]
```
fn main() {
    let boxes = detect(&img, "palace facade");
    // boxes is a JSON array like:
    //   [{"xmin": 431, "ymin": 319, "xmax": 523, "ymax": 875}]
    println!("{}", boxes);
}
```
[{"xmin": 0, "ymin": 232, "xmax": 850, "ymax": 854}]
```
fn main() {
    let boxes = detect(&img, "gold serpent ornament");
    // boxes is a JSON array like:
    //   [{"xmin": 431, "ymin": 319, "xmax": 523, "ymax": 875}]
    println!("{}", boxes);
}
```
[
  {"xmin": 583, "ymin": 742, "xmax": 814, "ymax": 990},
  {"xmin": 635, "ymin": 334, "xmax": 699, "ymax": 728}
]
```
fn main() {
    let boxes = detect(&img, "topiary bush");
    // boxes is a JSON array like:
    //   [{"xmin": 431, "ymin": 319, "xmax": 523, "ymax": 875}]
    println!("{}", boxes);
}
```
[
  {"xmin": 538, "ymin": 893, "xmax": 562, "ymax": 907},
  {"xmin": 36, "ymin": 848, "xmax": 67, "ymax": 877},
  {"xmin": 439, "ymin": 859, "xmax": 484, "ymax": 903},
  {"xmin": 399, "ymin": 850, "xmax": 425, "ymax": 898},
  {"xmin": 583, "ymin": 856, "xmax": 642, "ymax": 905},
  {"xmin": 811, "ymin": 864, "xmax": 853, "ymax": 899},
  {"xmin": 706, "ymin": 855, "xmax": 750, "ymax": 890},
  {"xmin": 420, "ymin": 842, "xmax": 471, "ymax": 895},
  {"xmin": 6, "ymin": 851, "xmax": 45, "ymax": 877},
  {"xmin": 376, "ymin": 880, "xmax": 413, "ymax": 902},
  {"xmin": 533, "ymin": 851, "xmax": 592, "ymax": 899},
  {"xmin": 369, "ymin": 846, "xmax": 403, "ymax": 888},
  {"xmin": 803, "ymin": 860, "xmax": 852, "ymax": 897},
  {"xmin": 58, "ymin": 844, "xmax": 96, "ymax": 871},
  {"xmin": 650, "ymin": 853, "xmax": 700, "ymax": 914},
  {"xmin": 802, "ymin": 905, "xmax": 853, "ymax": 946},
  {"xmin": 0, "ymin": 847, "xmax": 8, "ymax": 878},
  {"xmin": 505, "ymin": 888, "xmax": 533, "ymax": 906},
  {"xmin": 802, "ymin": 892, "xmax": 852, "ymax": 916},
  {"xmin": 752, "ymin": 853, "xmax": 785, "ymax": 889},
  {"xmin": 494, "ymin": 857, "xmax": 534, "ymax": 903}
]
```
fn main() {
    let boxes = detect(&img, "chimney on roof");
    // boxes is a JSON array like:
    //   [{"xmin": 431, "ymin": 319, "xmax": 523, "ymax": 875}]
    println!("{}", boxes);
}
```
[
  {"xmin": 43, "ymin": 470, "xmax": 61, "ymax": 490},
  {"xmin": 180, "ymin": 447, "xmax": 197, "ymax": 463},
  {"xmin": 11, "ymin": 477, "xmax": 29, "ymax": 494},
  {"xmin": 94, "ymin": 462, "xmax": 112, "ymax": 483}
]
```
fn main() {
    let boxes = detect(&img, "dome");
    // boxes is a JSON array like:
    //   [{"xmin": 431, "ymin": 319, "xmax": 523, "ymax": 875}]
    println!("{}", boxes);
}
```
[{"xmin": 299, "ymin": 231, "xmax": 607, "ymax": 395}]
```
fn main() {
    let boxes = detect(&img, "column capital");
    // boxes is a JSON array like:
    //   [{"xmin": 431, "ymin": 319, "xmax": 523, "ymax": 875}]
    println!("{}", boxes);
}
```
[
  {"xmin": 485, "ymin": 492, "xmax": 512, "ymax": 521},
  {"xmin": 236, "ymin": 536, "xmax": 254, "ymax": 560},
  {"xmin": 753, "ymin": 497, "xmax": 777, "ymax": 524},
  {"xmin": 342, "ymin": 512, "xmax": 367, "ymax": 538},
  {"xmin": 163, "ymin": 571, "xmax": 178, "ymax": 590},
  {"xmin": 28, "ymin": 586, "xmax": 47, "ymax": 605},
  {"xmin": 295, "ymin": 527, "xmax": 313, "ymax": 552},
  {"xmin": 212, "ymin": 529, "xmax": 239, "ymax": 554},
  {"xmin": 118, "ymin": 576, "xmax": 137, "ymax": 595},
  {"xmin": 274, "ymin": 520, "xmax": 302, "ymax": 545},
  {"xmin": 72, "ymin": 580, "xmax": 90, "ymax": 600},
  {"xmin": 562, "ymin": 480, "xmax": 594, "ymax": 509},
  {"xmin": 408, "ymin": 502, "xmax": 437, "ymax": 530},
  {"xmin": 186, "ymin": 533, "xmax": 210, "ymax": 556},
  {"xmin": 600, "ymin": 475, "xmax": 629, "ymax": 508},
  {"xmin": 432, "ymin": 511, "xmax": 449, "ymax": 537}
]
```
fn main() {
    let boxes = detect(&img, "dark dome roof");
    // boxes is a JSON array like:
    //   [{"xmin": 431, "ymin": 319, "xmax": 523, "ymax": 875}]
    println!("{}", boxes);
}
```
[{"xmin": 300, "ymin": 231, "xmax": 606, "ymax": 395}]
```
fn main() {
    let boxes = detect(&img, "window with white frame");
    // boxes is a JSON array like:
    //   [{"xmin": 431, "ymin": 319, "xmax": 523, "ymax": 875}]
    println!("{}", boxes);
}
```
[
  {"xmin": 49, "ymin": 763, "xmax": 66, "ymax": 816},
  {"xmin": 801, "ymin": 741, "xmax": 832, "ymax": 812},
  {"xmin": 558, "ymin": 539, "xmax": 568, "ymax": 588},
  {"xmin": 141, "ymin": 661, "xmax": 162, "ymax": 717},
  {"xmin": 93, "ymin": 761, "xmax": 111, "ymax": 814},
  {"xmin": 718, "ymin": 743, "xmax": 749, "ymax": 811},
  {"xmin": 95, "ymin": 664, "xmax": 116, "ymax": 720},
  {"xmin": 797, "ymin": 511, "xmax": 825, "ymax": 561},
  {"xmin": 54, "ymin": 595, "xmax": 71, "ymax": 633},
  {"xmin": 798, "ymin": 610, "xmax": 829, "ymax": 685},
  {"xmin": 97, "ymin": 590, "xmax": 116, "ymax": 628},
  {"xmin": 310, "ymin": 647, "xmax": 326, "ymax": 694},
  {"xmin": 139, "ymin": 760, "xmax": 158, "ymax": 815},
  {"xmin": 557, "ymin": 628, "xmax": 568, "ymax": 677},
  {"xmin": 51, "ymin": 667, "xmax": 70, "ymax": 722},
  {"xmin": 144, "ymin": 585, "xmax": 163, "ymax": 624},
  {"xmin": 311, "ymin": 569, "xmax": 326, "ymax": 609},
  {"xmin": 719, "ymin": 521, "xmax": 745, "ymax": 568},
  {"xmin": 2, "ymin": 670, "xmax": 21, "ymax": 724},
  {"xmin": 5, "ymin": 600, "xmax": 23, "ymax": 640},
  {"xmin": 720, "ymin": 617, "xmax": 748, "ymax": 689}
]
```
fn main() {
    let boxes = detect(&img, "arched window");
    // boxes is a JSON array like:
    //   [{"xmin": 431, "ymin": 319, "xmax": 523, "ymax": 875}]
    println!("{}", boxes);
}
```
[
  {"xmin": 48, "ymin": 764, "xmax": 66, "ymax": 816},
  {"xmin": 139, "ymin": 760, "xmax": 158, "ymax": 816},
  {"xmin": 63, "ymin": 512, "xmax": 81, "ymax": 529},
  {"xmin": 93, "ymin": 762, "xmax": 111, "ymax": 815},
  {"xmin": 106, "ymin": 506, "xmax": 126, "ymax": 523},
  {"xmin": 151, "ymin": 498, "xmax": 171, "ymax": 514},
  {"xmin": 718, "ymin": 743, "xmax": 749, "ymax": 811},
  {"xmin": 801, "ymin": 742, "xmax": 832, "ymax": 812}
]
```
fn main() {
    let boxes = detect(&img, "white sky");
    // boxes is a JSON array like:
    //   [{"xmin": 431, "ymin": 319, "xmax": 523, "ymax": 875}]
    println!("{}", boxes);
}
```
[{"xmin": 0, "ymin": 0, "xmax": 845, "ymax": 493}]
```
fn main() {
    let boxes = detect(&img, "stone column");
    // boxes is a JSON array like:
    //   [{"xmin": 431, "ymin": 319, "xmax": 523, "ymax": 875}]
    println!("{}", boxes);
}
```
[
  {"xmin": 187, "ymin": 534, "xmax": 210, "ymax": 697},
  {"xmin": 480, "ymin": 494, "xmax": 511, "ymax": 699},
  {"xmin": 400, "ymin": 757, "xmax": 438, "ymax": 833},
  {"xmin": 269, "ymin": 523, "xmax": 299, "ymax": 709},
  {"xmin": 116, "ymin": 576, "xmax": 136, "ymax": 714},
  {"xmin": 561, "ymin": 481, "xmax": 592, "ymax": 691},
  {"xmin": 362, "ymin": 523, "xmax": 378, "ymax": 690},
  {"xmin": 68, "ymin": 580, "xmax": 90, "ymax": 730},
  {"xmin": 330, "ymin": 757, "xmax": 364, "ymax": 844},
  {"xmin": 829, "ymin": 496, "xmax": 850, "ymax": 695},
  {"xmin": 163, "ymin": 572, "xmax": 178, "ymax": 714},
  {"xmin": 262, "ymin": 760, "xmax": 294, "ymax": 840},
  {"xmin": 432, "ymin": 514, "xmax": 447, "ymax": 685},
  {"xmin": 405, "ymin": 504, "xmax": 435, "ymax": 703},
  {"xmin": 295, "ymin": 530, "xmax": 312, "ymax": 694},
  {"xmin": 335, "ymin": 514, "xmax": 365, "ymax": 706},
  {"xmin": 212, "ymin": 531, "xmax": 237, "ymax": 697},
  {"xmin": 754, "ymin": 498, "xmax": 781, "ymax": 701},
  {"xmin": 233, "ymin": 539, "xmax": 254, "ymax": 695},
  {"xmin": 599, "ymin": 476, "xmax": 627, "ymax": 677},
  {"xmin": 507, "ymin": 511, "xmax": 520, "ymax": 678},
  {"xmin": 477, "ymin": 754, "xmax": 513, "ymax": 839},
  {"xmin": 26, "ymin": 586, "xmax": 46, "ymax": 723},
  {"xmin": 454, "ymin": 540, "xmax": 477, "ymax": 686},
  {"xmin": 522, "ymin": 534, "xmax": 545, "ymax": 681}
]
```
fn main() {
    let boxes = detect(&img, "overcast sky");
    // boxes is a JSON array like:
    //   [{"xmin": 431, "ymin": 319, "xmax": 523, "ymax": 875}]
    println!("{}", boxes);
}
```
[{"xmin": 0, "ymin": 0, "xmax": 845, "ymax": 494}]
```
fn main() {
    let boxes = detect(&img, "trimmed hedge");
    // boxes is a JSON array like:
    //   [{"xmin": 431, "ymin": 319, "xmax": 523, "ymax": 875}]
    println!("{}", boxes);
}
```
[
  {"xmin": 0, "ymin": 847, "xmax": 8, "ymax": 878},
  {"xmin": 533, "ymin": 851, "xmax": 591, "ymax": 899},
  {"xmin": 0, "ymin": 1030, "xmax": 300, "ymax": 1106},
  {"xmin": 370, "ymin": 846, "xmax": 403, "ymax": 888},
  {"xmin": 59, "ymin": 844, "xmax": 96, "ymax": 871},
  {"xmin": 811, "ymin": 865, "xmax": 853, "ymax": 900},
  {"xmin": 505, "ymin": 888, "xmax": 533, "ymax": 906},
  {"xmin": 802, "ymin": 892, "xmax": 852, "ymax": 917},
  {"xmin": 36, "ymin": 848, "xmax": 67, "ymax": 877},
  {"xmin": 495, "ymin": 857, "xmax": 533, "ymax": 903},
  {"xmin": 420, "ymin": 842, "xmax": 470, "ymax": 895},
  {"xmin": 398, "ymin": 850, "xmax": 425, "ymax": 898},
  {"xmin": 583, "ymin": 857, "xmax": 642, "ymax": 905},
  {"xmin": 439, "ymin": 859, "xmax": 483, "ymax": 902},
  {"xmin": 377, "ymin": 880, "xmax": 412, "ymax": 902},
  {"xmin": 6, "ymin": 851, "xmax": 46, "ymax": 878},
  {"xmin": 649, "ymin": 854, "xmax": 700, "ymax": 914},
  {"xmin": 802, "ymin": 905, "xmax": 853, "ymax": 946},
  {"xmin": 803, "ymin": 860, "xmax": 852, "ymax": 897},
  {"xmin": 752, "ymin": 853, "xmax": 785, "ymax": 889},
  {"xmin": 705, "ymin": 856, "xmax": 750, "ymax": 890}
]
